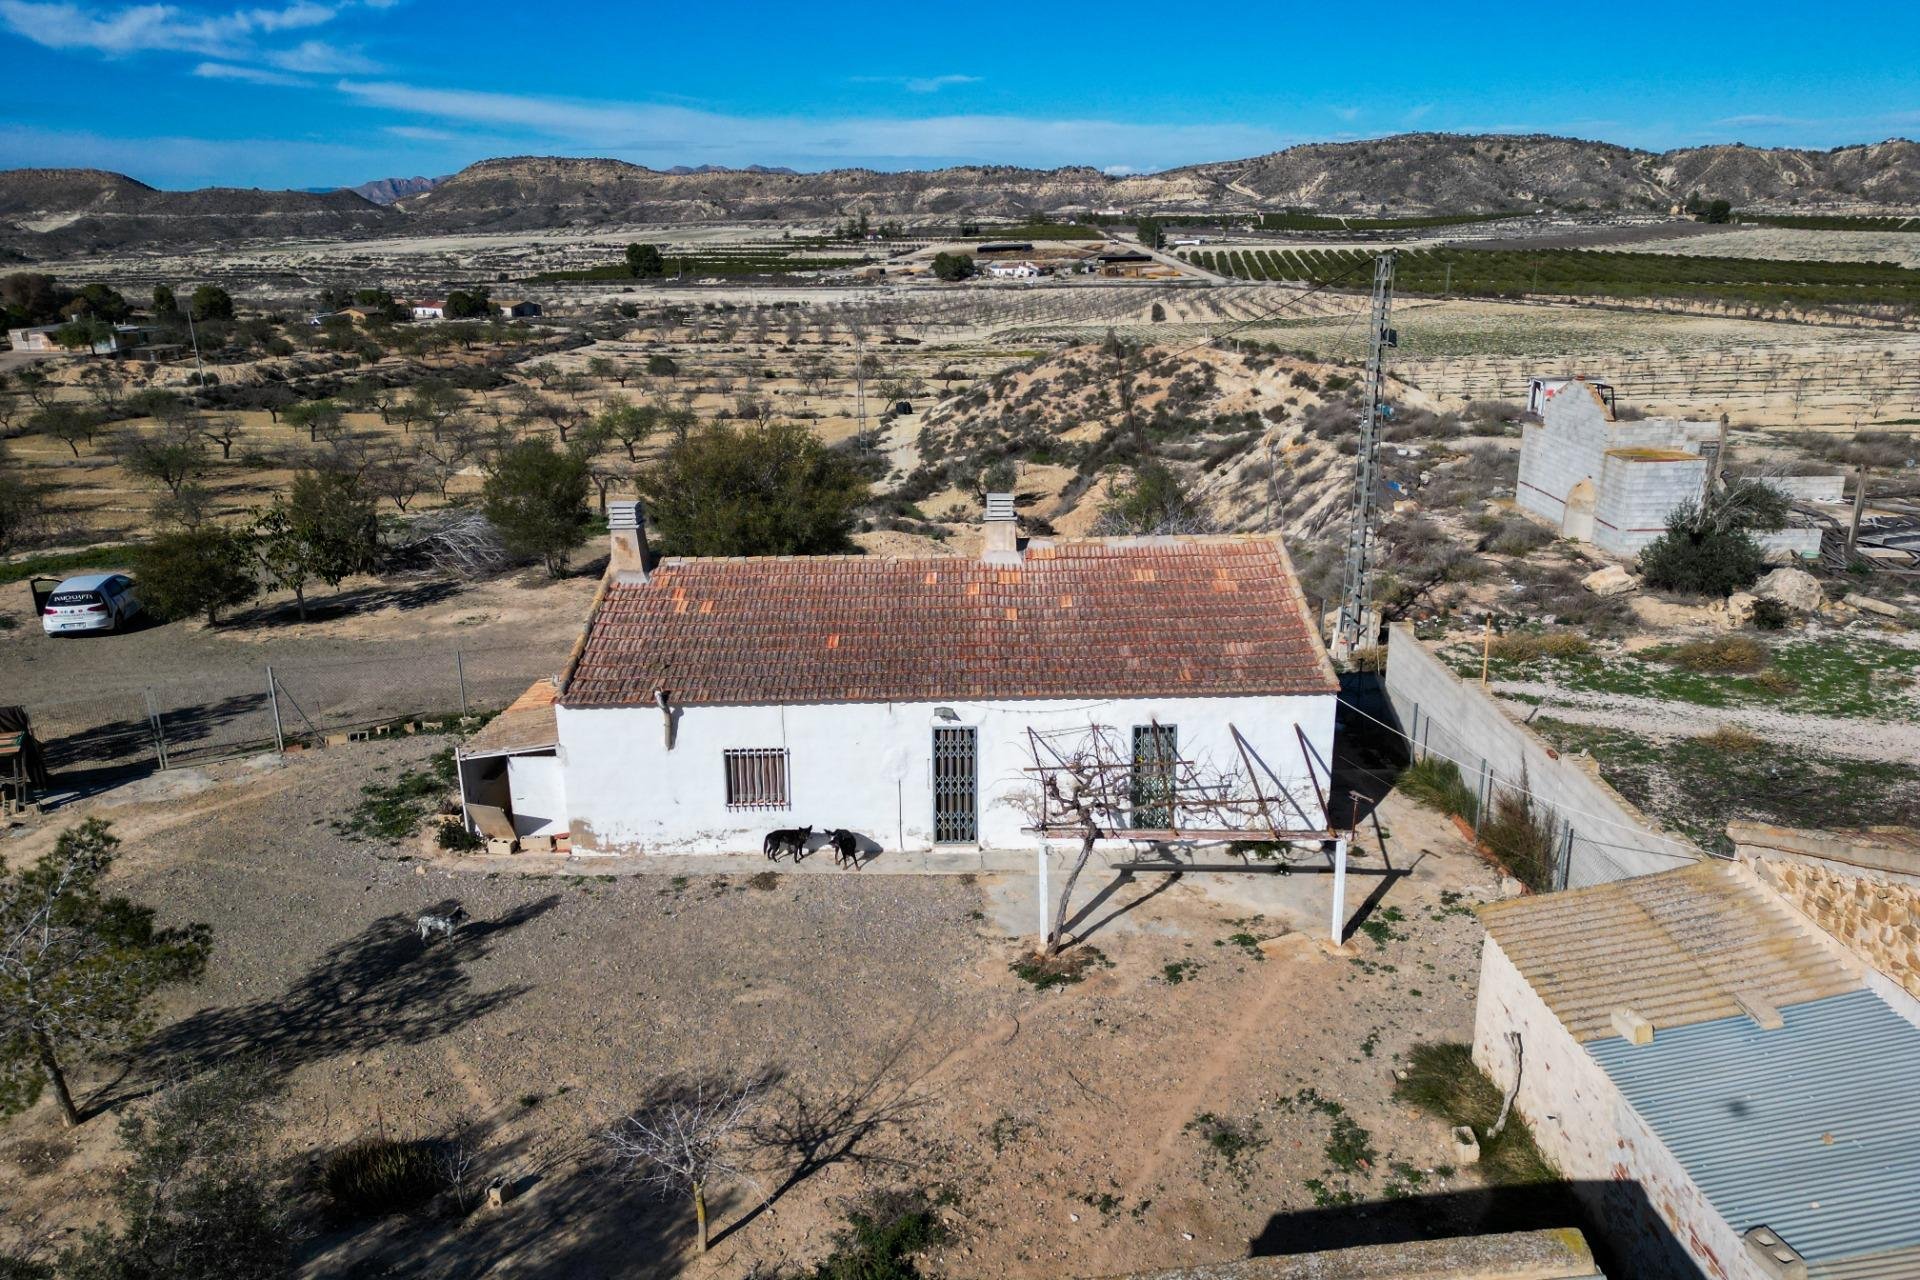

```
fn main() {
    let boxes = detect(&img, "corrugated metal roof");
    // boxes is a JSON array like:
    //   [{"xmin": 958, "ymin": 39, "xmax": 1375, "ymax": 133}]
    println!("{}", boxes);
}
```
[
  {"xmin": 1589, "ymin": 990, "xmax": 1920, "ymax": 1273},
  {"xmin": 1480, "ymin": 861, "xmax": 1860, "ymax": 1040}
]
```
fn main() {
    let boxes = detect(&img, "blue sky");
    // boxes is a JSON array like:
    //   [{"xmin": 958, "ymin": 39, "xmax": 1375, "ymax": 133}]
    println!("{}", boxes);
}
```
[{"xmin": 3, "ymin": 0, "xmax": 1918, "ymax": 189}]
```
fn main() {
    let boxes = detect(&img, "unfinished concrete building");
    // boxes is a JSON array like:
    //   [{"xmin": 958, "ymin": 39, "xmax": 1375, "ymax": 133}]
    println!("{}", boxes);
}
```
[{"xmin": 1516, "ymin": 376, "xmax": 1820, "ymax": 560}]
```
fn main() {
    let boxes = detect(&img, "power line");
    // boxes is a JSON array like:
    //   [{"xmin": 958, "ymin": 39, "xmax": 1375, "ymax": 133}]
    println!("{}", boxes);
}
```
[{"xmin": 1161, "ymin": 255, "xmax": 1378, "ymax": 363}]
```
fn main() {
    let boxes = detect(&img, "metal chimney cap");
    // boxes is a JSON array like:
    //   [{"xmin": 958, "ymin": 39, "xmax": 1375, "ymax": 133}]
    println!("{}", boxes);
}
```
[
  {"xmin": 984, "ymin": 493, "xmax": 1016, "ymax": 522},
  {"xmin": 608, "ymin": 500, "xmax": 642, "ymax": 530}
]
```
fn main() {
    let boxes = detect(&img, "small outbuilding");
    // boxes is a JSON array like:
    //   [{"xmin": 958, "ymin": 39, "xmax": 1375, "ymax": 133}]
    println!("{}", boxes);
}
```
[{"xmin": 1475, "ymin": 860, "xmax": 1920, "ymax": 1280}]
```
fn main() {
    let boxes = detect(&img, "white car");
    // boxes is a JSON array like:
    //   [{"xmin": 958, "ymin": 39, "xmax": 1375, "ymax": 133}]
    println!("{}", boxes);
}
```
[{"xmin": 41, "ymin": 573, "xmax": 142, "ymax": 636}]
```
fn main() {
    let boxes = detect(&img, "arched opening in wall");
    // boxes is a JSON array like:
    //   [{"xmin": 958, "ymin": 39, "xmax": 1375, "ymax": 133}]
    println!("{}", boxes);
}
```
[{"xmin": 1562, "ymin": 479, "xmax": 1597, "ymax": 543}]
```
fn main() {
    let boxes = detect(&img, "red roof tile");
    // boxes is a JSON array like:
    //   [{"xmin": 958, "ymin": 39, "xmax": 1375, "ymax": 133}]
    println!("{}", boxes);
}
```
[{"xmin": 562, "ymin": 536, "xmax": 1336, "ymax": 708}]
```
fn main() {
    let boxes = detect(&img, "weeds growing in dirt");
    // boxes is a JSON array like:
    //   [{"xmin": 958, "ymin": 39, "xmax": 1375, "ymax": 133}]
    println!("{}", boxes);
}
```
[
  {"xmin": 1668, "ymin": 636, "xmax": 1769, "ymax": 674},
  {"xmin": 1397, "ymin": 756, "xmax": 1478, "ymax": 824},
  {"xmin": 1395, "ymin": 1043, "xmax": 1557, "ymax": 1186}
]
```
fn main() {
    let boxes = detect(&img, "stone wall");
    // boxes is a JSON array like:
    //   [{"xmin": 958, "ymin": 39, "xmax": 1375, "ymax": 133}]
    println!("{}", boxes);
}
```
[
  {"xmin": 1746, "ymin": 856, "xmax": 1920, "ymax": 1004},
  {"xmin": 1594, "ymin": 453, "xmax": 1708, "ymax": 555}
]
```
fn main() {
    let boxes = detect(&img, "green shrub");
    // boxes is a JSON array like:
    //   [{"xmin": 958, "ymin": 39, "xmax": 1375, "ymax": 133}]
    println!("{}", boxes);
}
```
[
  {"xmin": 1398, "ymin": 756, "xmax": 1478, "ymax": 823},
  {"xmin": 322, "ymin": 1137, "xmax": 442, "ymax": 1219},
  {"xmin": 1750, "ymin": 597, "xmax": 1790, "ymax": 631},
  {"xmin": 1640, "ymin": 525, "xmax": 1765, "ymax": 596},
  {"xmin": 1480, "ymin": 791, "xmax": 1558, "ymax": 892},
  {"xmin": 1394, "ymin": 1043, "xmax": 1557, "ymax": 1186},
  {"xmin": 436, "ymin": 821, "xmax": 483, "ymax": 852},
  {"xmin": 804, "ymin": 1191, "xmax": 948, "ymax": 1280}
]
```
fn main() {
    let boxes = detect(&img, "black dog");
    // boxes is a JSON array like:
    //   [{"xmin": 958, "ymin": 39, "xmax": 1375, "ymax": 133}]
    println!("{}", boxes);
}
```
[
  {"xmin": 826, "ymin": 828, "xmax": 860, "ymax": 869},
  {"xmin": 763, "ymin": 826, "xmax": 813, "ymax": 861}
]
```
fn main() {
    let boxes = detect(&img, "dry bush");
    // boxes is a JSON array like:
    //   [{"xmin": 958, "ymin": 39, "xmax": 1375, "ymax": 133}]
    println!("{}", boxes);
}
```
[
  {"xmin": 1488, "ymin": 630, "xmax": 1591, "ymax": 663},
  {"xmin": 1750, "ymin": 668, "xmax": 1801, "ymax": 696},
  {"xmin": 1668, "ymin": 636, "xmax": 1769, "ymax": 673},
  {"xmin": 1696, "ymin": 725, "xmax": 1764, "ymax": 753}
]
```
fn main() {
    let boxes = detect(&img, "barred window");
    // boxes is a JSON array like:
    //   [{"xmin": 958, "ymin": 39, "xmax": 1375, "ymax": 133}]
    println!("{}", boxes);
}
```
[{"xmin": 724, "ymin": 748, "xmax": 789, "ymax": 809}]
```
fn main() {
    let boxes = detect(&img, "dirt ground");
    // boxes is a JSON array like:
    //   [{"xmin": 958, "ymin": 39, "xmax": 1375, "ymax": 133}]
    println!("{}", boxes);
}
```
[{"xmin": 0, "ymin": 737, "xmax": 1505, "ymax": 1279}]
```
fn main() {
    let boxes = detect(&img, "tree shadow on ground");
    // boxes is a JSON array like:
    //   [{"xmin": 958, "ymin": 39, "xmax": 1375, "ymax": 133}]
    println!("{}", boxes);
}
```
[
  {"xmin": 227, "ymin": 578, "xmax": 463, "ymax": 627},
  {"xmin": 43, "ymin": 691, "xmax": 269, "ymax": 771},
  {"xmin": 141, "ymin": 896, "xmax": 557, "ymax": 1085}
]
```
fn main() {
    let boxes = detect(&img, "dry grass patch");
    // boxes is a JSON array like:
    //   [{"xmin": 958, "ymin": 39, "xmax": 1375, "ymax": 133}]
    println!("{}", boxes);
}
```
[
  {"xmin": 1488, "ymin": 629, "xmax": 1591, "ymax": 663},
  {"xmin": 1669, "ymin": 635, "xmax": 1768, "ymax": 674},
  {"xmin": 1696, "ymin": 725, "xmax": 1765, "ymax": 753}
]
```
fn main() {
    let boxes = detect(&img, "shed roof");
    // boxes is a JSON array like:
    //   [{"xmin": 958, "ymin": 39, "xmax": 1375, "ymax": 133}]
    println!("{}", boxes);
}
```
[
  {"xmin": 1588, "ymin": 990, "xmax": 1920, "ymax": 1275},
  {"xmin": 563, "ymin": 535, "xmax": 1336, "ymax": 708},
  {"xmin": 1479, "ymin": 861, "xmax": 1859, "ymax": 1041},
  {"xmin": 460, "ymin": 678, "xmax": 558, "ymax": 757}
]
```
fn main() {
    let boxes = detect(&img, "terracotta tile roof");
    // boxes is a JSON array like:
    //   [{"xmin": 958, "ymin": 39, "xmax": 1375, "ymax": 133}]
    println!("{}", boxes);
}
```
[
  {"xmin": 563, "ymin": 536, "xmax": 1336, "ymax": 708},
  {"xmin": 1480, "ymin": 861, "xmax": 1860, "ymax": 1042},
  {"xmin": 460, "ymin": 679, "xmax": 558, "ymax": 756}
]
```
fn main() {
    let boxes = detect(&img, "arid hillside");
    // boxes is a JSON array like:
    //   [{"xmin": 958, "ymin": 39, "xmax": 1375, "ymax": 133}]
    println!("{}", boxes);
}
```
[
  {"xmin": 7, "ymin": 133, "xmax": 1916, "ymax": 258},
  {"xmin": 0, "ymin": 167, "xmax": 399, "ymax": 256}
]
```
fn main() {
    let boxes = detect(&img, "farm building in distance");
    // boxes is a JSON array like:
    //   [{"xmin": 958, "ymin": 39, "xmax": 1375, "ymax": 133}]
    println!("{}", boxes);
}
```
[
  {"xmin": 1516, "ymin": 375, "xmax": 1821, "ymax": 559},
  {"xmin": 459, "ymin": 498, "xmax": 1341, "ymax": 858},
  {"xmin": 495, "ymin": 299, "xmax": 541, "ymax": 318},
  {"xmin": 1475, "ymin": 858, "xmax": 1920, "ymax": 1280},
  {"xmin": 6, "ymin": 323, "xmax": 148, "ymax": 355}
]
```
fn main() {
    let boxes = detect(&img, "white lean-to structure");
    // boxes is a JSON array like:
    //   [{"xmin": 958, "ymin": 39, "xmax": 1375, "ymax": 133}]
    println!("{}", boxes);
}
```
[{"xmin": 459, "ymin": 498, "xmax": 1341, "ymax": 863}]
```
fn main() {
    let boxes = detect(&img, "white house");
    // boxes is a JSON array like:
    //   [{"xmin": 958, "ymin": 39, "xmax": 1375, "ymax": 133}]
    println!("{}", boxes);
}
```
[
  {"xmin": 985, "ymin": 260, "xmax": 1042, "ymax": 279},
  {"xmin": 409, "ymin": 300, "xmax": 446, "ymax": 320},
  {"xmin": 460, "ymin": 498, "xmax": 1341, "ymax": 859},
  {"xmin": 1516, "ymin": 375, "xmax": 1821, "ymax": 559},
  {"xmin": 1475, "ymin": 860, "xmax": 1920, "ymax": 1280}
]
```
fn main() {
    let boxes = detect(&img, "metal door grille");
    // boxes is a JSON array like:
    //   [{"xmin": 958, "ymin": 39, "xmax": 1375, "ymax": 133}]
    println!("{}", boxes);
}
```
[
  {"xmin": 932, "ymin": 727, "xmax": 977, "ymax": 844},
  {"xmin": 1131, "ymin": 724, "xmax": 1178, "ymax": 830}
]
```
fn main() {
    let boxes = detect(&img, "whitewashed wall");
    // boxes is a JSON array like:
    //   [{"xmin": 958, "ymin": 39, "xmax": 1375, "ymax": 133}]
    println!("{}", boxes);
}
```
[
  {"xmin": 506, "ymin": 754, "xmax": 568, "ymax": 839},
  {"xmin": 1474, "ymin": 938, "xmax": 1753, "ymax": 1280},
  {"xmin": 556, "ymin": 693, "xmax": 1336, "ymax": 855}
]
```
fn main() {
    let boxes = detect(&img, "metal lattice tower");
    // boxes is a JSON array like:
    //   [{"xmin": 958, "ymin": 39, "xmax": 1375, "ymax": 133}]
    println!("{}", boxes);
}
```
[{"xmin": 1333, "ymin": 252, "xmax": 1397, "ymax": 660}]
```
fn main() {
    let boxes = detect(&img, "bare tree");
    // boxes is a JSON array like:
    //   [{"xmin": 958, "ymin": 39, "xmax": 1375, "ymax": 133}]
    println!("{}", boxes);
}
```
[
  {"xmin": 196, "ymin": 413, "xmax": 244, "ymax": 460},
  {"xmin": 600, "ymin": 1076, "xmax": 766, "ymax": 1254}
]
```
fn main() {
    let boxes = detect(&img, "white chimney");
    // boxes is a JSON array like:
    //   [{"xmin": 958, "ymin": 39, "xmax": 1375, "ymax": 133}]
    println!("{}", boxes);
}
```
[
  {"xmin": 981, "ymin": 492, "xmax": 1020, "ymax": 564},
  {"xmin": 608, "ymin": 500, "xmax": 651, "ymax": 581}
]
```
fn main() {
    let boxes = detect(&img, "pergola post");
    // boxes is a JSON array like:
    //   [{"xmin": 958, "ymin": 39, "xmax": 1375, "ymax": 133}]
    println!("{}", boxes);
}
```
[
  {"xmin": 1035, "ymin": 841, "xmax": 1051, "ymax": 950},
  {"xmin": 1329, "ymin": 837, "xmax": 1349, "ymax": 945}
]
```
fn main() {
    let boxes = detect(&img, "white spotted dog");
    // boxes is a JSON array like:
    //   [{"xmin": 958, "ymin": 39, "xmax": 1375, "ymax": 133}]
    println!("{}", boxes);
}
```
[{"xmin": 415, "ymin": 906, "xmax": 470, "ymax": 943}]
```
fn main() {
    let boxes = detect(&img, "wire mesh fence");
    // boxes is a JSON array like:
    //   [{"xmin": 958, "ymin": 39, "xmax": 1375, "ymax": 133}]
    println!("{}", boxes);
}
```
[{"xmin": 27, "ymin": 643, "xmax": 558, "ymax": 776}]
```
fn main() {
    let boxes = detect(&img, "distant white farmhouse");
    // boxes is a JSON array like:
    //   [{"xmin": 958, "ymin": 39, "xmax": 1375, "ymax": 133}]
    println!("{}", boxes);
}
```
[
  {"xmin": 985, "ymin": 260, "xmax": 1042, "ymax": 279},
  {"xmin": 458, "ymin": 499, "xmax": 1341, "ymax": 858},
  {"xmin": 409, "ymin": 300, "xmax": 446, "ymax": 320},
  {"xmin": 1516, "ymin": 376, "xmax": 1820, "ymax": 559}
]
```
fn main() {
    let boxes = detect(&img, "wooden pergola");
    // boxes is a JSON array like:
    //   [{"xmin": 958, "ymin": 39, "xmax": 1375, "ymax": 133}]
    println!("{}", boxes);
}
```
[{"xmin": 1020, "ymin": 722, "xmax": 1360, "ymax": 943}]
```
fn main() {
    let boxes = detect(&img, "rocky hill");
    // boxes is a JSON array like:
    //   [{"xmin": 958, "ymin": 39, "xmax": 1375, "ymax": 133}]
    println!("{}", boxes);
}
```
[
  {"xmin": 395, "ymin": 155, "xmax": 1214, "ymax": 228},
  {"xmin": 0, "ymin": 167, "xmax": 399, "ymax": 256},
  {"xmin": 2, "ymin": 134, "xmax": 1915, "ymax": 257},
  {"xmin": 348, "ymin": 175, "xmax": 442, "ymax": 205}
]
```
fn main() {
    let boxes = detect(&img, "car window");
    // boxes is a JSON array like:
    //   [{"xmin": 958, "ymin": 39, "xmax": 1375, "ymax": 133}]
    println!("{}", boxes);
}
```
[{"xmin": 49, "ymin": 590, "xmax": 102, "ymax": 607}]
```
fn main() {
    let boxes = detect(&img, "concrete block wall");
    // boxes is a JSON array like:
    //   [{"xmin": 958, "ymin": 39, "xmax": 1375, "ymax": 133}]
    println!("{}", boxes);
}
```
[
  {"xmin": 1594, "ymin": 455, "xmax": 1708, "ymax": 555},
  {"xmin": 1758, "ymin": 475, "xmax": 1846, "ymax": 502},
  {"xmin": 1757, "ymin": 528, "xmax": 1824, "ymax": 560},
  {"xmin": 1384, "ymin": 626, "xmax": 1700, "ymax": 885}
]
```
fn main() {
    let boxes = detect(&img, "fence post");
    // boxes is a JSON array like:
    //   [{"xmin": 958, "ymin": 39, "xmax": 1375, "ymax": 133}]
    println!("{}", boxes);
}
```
[
  {"xmin": 266, "ymin": 666, "xmax": 285, "ymax": 754},
  {"xmin": 143, "ymin": 687, "xmax": 169, "ymax": 770},
  {"xmin": 1474, "ymin": 758, "xmax": 1490, "ymax": 836},
  {"xmin": 456, "ymin": 650, "xmax": 468, "ymax": 716}
]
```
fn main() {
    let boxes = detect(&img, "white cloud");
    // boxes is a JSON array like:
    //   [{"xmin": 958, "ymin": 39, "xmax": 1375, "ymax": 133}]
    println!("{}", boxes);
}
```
[
  {"xmin": 1405, "ymin": 103, "xmax": 1433, "ymax": 124},
  {"xmin": 0, "ymin": 0, "xmax": 379, "ymax": 73},
  {"xmin": 1330, "ymin": 105, "xmax": 1362, "ymax": 123},
  {"xmin": 383, "ymin": 123, "xmax": 455, "ymax": 141},
  {"xmin": 192, "ymin": 56, "xmax": 302, "ymax": 83},
  {"xmin": 851, "ymin": 73, "xmax": 982, "ymax": 94},
  {"xmin": 332, "ymin": 80, "xmax": 1294, "ymax": 171}
]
